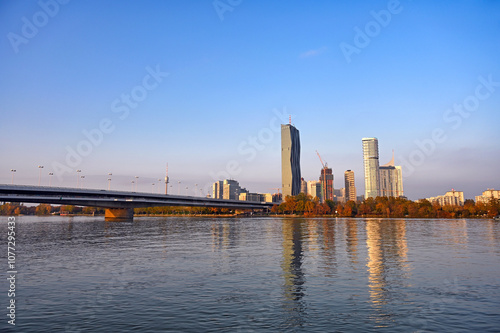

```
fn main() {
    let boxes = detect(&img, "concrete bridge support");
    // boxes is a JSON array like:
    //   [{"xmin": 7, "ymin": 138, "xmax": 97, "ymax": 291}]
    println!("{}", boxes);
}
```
[{"xmin": 105, "ymin": 208, "xmax": 134, "ymax": 221}]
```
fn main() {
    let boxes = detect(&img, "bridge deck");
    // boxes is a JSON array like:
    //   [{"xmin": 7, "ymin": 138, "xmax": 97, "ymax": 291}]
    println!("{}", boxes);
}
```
[{"xmin": 0, "ymin": 185, "xmax": 276, "ymax": 210}]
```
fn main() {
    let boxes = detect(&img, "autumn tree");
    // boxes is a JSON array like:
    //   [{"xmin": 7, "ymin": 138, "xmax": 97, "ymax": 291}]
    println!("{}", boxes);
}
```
[{"xmin": 35, "ymin": 204, "xmax": 52, "ymax": 215}]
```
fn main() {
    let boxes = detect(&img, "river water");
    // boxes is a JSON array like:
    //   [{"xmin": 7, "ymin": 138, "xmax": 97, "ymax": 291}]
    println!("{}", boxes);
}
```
[{"xmin": 1, "ymin": 216, "xmax": 499, "ymax": 332}]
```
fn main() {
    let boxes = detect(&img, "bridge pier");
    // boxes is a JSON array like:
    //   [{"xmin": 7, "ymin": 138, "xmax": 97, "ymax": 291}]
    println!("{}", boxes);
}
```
[{"xmin": 105, "ymin": 208, "xmax": 134, "ymax": 221}]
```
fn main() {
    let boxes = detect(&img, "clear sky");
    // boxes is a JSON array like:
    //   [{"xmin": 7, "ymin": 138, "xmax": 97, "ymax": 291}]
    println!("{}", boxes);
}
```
[{"xmin": 1, "ymin": 0, "xmax": 499, "ymax": 200}]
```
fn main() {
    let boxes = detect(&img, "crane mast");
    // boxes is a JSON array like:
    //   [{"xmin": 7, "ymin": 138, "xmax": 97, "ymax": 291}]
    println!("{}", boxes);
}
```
[{"xmin": 316, "ymin": 150, "xmax": 328, "ymax": 202}]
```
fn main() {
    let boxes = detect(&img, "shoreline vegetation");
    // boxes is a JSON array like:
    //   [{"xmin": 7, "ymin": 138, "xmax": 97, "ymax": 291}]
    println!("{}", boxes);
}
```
[{"xmin": 1, "ymin": 194, "xmax": 499, "ymax": 219}]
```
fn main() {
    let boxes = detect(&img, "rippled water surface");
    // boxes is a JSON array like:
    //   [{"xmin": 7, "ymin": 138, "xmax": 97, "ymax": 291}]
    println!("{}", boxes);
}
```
[{"xmin": 1, "ymin": 216, "xmax": 500, "ymax": 332}]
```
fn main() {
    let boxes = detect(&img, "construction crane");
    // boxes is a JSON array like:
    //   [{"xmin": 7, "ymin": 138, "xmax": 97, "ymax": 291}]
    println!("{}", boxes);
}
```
[
  {"xmin": 316, "ymin": 150, "xmax": 328, "ymax": 202},
  {"xmin": 270, "ymin": 188, "xmax": 281, "ymax": 195},
  {"xmin": 269, "ymin": 188, "xmax": 282, "ymax": 201},
  {"xmin": 316, "ymin": 150, "xmax": 328, "ymax": 168}
]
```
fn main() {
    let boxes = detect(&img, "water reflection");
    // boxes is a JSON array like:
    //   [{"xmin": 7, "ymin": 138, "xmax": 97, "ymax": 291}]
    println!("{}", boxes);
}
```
[
  {"xmin": 366, "ymin": 219, "xmax": 410, "ymax": 325},
  {"xmin": 281, "ymin": 218, "xmax": 306, "ymax": 329},
  {"xmin": 6, "ymin": 216, "xmax": 500, "ymax": 332},
  {"xmin": 320, "ymin": 218, "xmax": 337, "ymax": 277},
  {"xmin": 211, "ymin": 220, "xmax": 240, "ymax": 252},
  {"xmin": 446, "ymin": 219, "xmax": 469, "ymax": 250},
  {"xmin": 305, "ymin": 219, "xmax": 320, "ymax": 270},
  {"xmin": 346, "ymin": 218, "xmax": 359, "ymax": 266},
  {"xmin": 486, "ymin": 220, "xmax": 500, "ymax": 251}
]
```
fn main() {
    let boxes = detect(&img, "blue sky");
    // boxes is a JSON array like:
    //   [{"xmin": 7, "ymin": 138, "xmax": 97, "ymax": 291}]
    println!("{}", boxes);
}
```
[{"xmin": 1, "ymin": 0, "xmax": 499, "ymax": 200}]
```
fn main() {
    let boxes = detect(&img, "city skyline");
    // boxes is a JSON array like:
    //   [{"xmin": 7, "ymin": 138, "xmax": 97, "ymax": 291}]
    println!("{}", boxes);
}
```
[{"xmin": 1, "ymin": 1, "xmax": 499, "ymax": 200}]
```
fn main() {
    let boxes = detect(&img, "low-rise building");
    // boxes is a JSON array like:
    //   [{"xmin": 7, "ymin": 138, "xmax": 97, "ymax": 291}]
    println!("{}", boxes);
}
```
[
  {"xmin": 475, "ymin": 189, "xmax": 500, "ymax": 204},
  {"xmin": 334, "ymin": 188, "xmax": 345, "ymax": 203},
  {"xmin": 426, "ymin": 189, "xmax": 464, "ymax": 206},
  {"xmin": 239, "ymin": 192, "xmax": 263, "ymax": 202}
]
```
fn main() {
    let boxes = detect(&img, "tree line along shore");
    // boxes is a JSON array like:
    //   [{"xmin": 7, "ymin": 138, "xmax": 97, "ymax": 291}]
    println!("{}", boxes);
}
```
[{"xmin": 1, "ymin": 194, "xmax": 499, "ymax": 218}]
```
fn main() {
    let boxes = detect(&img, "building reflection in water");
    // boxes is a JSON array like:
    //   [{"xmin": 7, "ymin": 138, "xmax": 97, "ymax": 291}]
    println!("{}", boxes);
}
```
[
  {"xmin": 319, "ymin": 219, "xmax": 337, "ymax": 277},
  {"xmin": 445, "ymin": 219, "xmax": 469, "ymax": 250},
  {"xmin": 365, "ymin": 219, "xmax": 410, "ymax": 325},
  {"xmin": 305, "ymin": 219, "xmax": 320, "ymax": 268},
  {"xmin": 281, "ymin": 218, "xmax": 306, "ymax": 329},
  {"xmin": 211, "ymin": 220, "xmax": 239, "ymax": 252},
  {"xmin": 346, "ymin": 218, "xmax": 359, "ymax": 266},
  {"xmin": 211, "ymin": 220, "xmax": 240, "ymax": 275},
  {"xmin": 486, "ymin": 220, "xmax": 500, "ymax": 251}
]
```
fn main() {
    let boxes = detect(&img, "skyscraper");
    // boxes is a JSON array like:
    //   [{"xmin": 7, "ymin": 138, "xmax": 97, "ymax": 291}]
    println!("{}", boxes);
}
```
[
  {"xmin": 319, "ymin": 167, "xmax": 334, "ymax": 202},
  {"xmin": 281, "ymin": 124, "xmax": 301, "ymax": 198},
  {"xmin": 344, "ymin": 170, "xmax": 357, "ymax": 202},
  {"xmin": 362, "ymin": 137, "xmax": 380, "ymax": 199},
  {"xmin": 379, "ymin": 151, "xmax": 404, "ymax": 197}
]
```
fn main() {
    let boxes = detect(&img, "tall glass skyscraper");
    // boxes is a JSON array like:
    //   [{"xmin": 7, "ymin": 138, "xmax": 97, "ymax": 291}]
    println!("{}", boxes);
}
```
[
  {"xmin": 281, "ymin": 124, "xmax": 301, "ymax": 198},
  {"xmin": 362, "ymin": 138, "xmax": 380, "ymax": 199}
]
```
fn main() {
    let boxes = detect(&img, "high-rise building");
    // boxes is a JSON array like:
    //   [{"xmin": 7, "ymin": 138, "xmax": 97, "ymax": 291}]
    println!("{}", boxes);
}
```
[
  {"xmin": 212, "ymin": 180, "xmax": 223, "ymax": 199},
  {"xmin": 319, "ymin": 167, "xmax": 334, "ymax": 202},
  {"xmin": 362, "ymin": 137, "xmax": 380, "ymax": 199},
  {"xmin": 307, "ymin": 181, "xmax": 322, "ymax": 200},
  {"xmin": 344, "ymin": 170, "xmax": 357, "ymax": 202},
  {"xmin": 223, "ymin": 179, "xmax": 242, "ymax": 200},
  {"xmin": 379, "ymin": 151, "xmax": 404, "ymax": 197},
  {"xmin": 281, "ymin": 124, "xmax": 301, "ymax": 198}
]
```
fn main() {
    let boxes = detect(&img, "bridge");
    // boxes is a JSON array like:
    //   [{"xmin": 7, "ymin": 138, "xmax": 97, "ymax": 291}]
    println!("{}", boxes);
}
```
[{"xmin": 0, "ymin": 184, "xmax": 275, "ymax": 221}]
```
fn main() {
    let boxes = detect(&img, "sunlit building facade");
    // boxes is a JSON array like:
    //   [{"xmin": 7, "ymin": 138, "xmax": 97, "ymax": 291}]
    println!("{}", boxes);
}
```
[
  {"xmin": 379, "ymin": 152, "xmax": 404, "ymax": 198},
  {"xmin": 344, "ymin": 170, "xmax": 357, "ymax": 202},
  {"xmin": 475, "ymin": 189, "xmax": 500, "ymax": 204},
  {"xmin": 239, "ymin": 192, "xmax": 263, "ymax": 202},
  {"xmin": 222, "ymin": 179, "xmax": 242, "ymax": 200},
  {"xmin": 307, "ymin": 181, "xmax": 321, "ymax": 200},
  {"xmin": 362, "ymin": 138, "xmax": 380, "ymax": 199},
  {"xmin": 426, "ymin": 189, "xmax": 464, "ymax": 206},
  {"xmin": 212, "ymin": 180, "xmax": 223, "ymax": 199}
]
